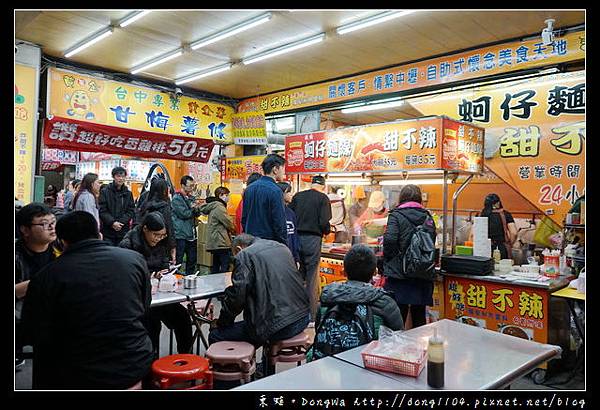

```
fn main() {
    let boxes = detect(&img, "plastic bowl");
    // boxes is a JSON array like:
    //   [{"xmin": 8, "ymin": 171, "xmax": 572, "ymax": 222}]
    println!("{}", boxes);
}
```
[{"xmin": 519, "ymin": 264, "xmax": 540, "ymax": 274}]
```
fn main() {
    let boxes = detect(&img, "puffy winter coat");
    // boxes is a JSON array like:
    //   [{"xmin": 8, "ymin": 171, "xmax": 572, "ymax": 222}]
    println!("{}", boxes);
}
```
[
  {"xmin": 200, "ymin": 198, "xmax": 235, "ymax": 251},
  {"xmin": 383, "ymin": 206, "xmax": 436, "ymax": 280},
  {"xmin": 21, "ymin": 239, "xmax": 153, "ymax": 389},
  {"xmin": 318, "ymin": 280, "xmax": 404, "ymax": 336}
]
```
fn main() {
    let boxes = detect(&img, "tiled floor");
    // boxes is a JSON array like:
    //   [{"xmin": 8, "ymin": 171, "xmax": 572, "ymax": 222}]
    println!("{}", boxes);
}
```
[{"xmin": 14, "ymin": 298, "xmax": 583, "ymax": 390}]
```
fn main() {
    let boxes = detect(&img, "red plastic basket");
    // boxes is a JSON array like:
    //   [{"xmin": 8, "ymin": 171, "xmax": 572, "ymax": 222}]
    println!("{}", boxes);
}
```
[{"xmin": 360, "ymin": 341, "xmax": 426, "ymax": 377}]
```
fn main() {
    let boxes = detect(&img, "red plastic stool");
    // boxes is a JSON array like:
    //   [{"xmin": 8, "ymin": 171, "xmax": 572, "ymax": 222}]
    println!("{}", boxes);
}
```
[
  {"xmin": 206, "ymin": 341, "xmax": 256, "ymax": 383},
  {"xmin": 267, "ymin": 330, "xmax": 312, "ymax": 374},
  {"xmin": 151, "ymin": 354, "xmax": 213, "ymax": 390}
]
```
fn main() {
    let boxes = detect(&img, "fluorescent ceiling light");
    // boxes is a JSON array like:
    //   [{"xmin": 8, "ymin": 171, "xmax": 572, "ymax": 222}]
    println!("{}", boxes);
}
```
[
  {"xmin": 378, "ymin": 178, "xmax": 452, "ymax": 186},
  {"xmin": 191, "ymin": 12, "xmax": 272, "ymax": 50},
  {"xmin": 242, "ymin": 33, "xmax": 325, "ymax": 65},
  {"xmin": 336, "ymin": 10, "xmax": 417, "ymax": 35},
  {"xmin": 64, "ymin": 27, "xmax": 114, "ymax": 58},
  {"xmin": 119, "ymin": 10, "xmax": 152, "ymax": 28},
  {"xmin": 341, "ymin": 100, "xmax": 404, "ymax": 114},
  {"xmin": 327, "ymin": 172, "xmax": 364, "ymax": 177},
  {"xmin": 131, "ymin": 48, "xmax": 184, "ymax": 74},
  {"xmin": 176, "ymin": 63, "xmax": 233, "ymax": 85},
  {"xmin": 325, "ymin": 180, "xmax": 371, "ymax": 186}
]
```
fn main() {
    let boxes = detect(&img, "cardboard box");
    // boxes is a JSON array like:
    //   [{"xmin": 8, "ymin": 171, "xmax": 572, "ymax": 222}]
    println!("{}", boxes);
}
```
[
  {"xmin": 197, "ymin": 221, "xmax": 209, "ymax": 244},
  {"xmin": 197, "ymin": 242, "xmax": 213, "ymax": 267}
]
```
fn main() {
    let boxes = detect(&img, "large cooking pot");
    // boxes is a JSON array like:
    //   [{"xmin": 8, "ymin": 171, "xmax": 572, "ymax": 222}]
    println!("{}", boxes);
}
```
[{"xmin": 183, "ymin": 275, "xmax": 199, "ymax": 289}]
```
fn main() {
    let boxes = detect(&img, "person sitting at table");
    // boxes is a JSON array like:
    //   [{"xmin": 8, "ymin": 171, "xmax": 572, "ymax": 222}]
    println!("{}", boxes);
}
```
[
  {"xmin": 120, "ymin": 211, "xmax": 193, "ymax": 357},
  {"xmin": 209, "ymin": 233, "xmax": 310, "ymax": 374},
  {"xmin": 21, "ymin": 211, "xmax": 153, "ymax": 389},
  {"xmin": 309, "ymin": 244, "xmax": 404, "ymax": 361}
]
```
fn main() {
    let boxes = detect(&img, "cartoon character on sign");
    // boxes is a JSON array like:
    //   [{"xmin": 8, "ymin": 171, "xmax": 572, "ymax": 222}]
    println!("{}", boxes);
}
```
[
  {"xmin": 65, "ymin": 90, "xmax": 96, "ymax": 120},
  {"xmin": 14, "ymin": 85, "xmax": 25, "ymax": 104}
]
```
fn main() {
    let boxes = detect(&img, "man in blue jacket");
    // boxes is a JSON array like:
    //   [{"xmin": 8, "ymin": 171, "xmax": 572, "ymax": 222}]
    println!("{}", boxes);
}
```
[{"xmin": 241, "ymin": 154, "xmax": 287, "ymax": 245}]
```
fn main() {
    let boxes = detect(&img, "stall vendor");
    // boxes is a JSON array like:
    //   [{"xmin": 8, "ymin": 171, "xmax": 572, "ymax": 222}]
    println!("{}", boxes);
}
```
[
  {"xmin": 480, "ymin": 193, "xmax": 517, "ymax": 260},
  {"xmin": 353, "ymin": 190, "xmax": 388, "ymax": 235},
  {"xmin": 348, "ymin": 186, "xmax": 368, "ymax": 229}
]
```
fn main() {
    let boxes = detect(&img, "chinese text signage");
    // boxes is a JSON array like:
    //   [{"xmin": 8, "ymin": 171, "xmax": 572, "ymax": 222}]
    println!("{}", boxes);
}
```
[
  {"xmin": 15, "ymin": 64, "xmax": 38, "ymax": 202},
  {"xmin": 224, "ymin": 156, "xmax": 265, "ymax": 181},
  {"xmin": 239, "ymin": 31, "xmax": 585, "ymax": 115},
  {"xmin": 232, "ymin": 111, "xmax": 267, "ymax": 144},
  {"xmin": 43, "ymin": 116, "xmax": 215, "ymax": 163},
  {"xmin": 409, "ymin": 70, "xmax": 585, "ymax": 225},
  {"xmin": 47, "ymin": 67, "xmax": 234, "ymax": 144},
  {"xmin": 285, "ymin": 117, "xmax": 484, "ymax": 174},
  {"xmin": 444, "ymin": 276, "xmax": 549, "ymax": 344}
]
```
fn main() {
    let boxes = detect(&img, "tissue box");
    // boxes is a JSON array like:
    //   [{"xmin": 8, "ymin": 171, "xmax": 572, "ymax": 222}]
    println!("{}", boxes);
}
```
[{"xmin": 455, "ymin": 245, "xmax": 473, "ymax": 256}]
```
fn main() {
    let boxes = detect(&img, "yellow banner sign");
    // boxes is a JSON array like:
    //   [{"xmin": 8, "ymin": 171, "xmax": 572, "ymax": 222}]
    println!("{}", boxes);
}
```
[
  {"xmin": 238, "ymin": 30, "xmax": 585, "ymax": 115},
  {"xmin": 15, "ymin": 64, "xmax": 38, "ymax": 202},
  {"xmin": 47, "ymin": 67, "xmax": 235, "ymax": 144},
  {"xmin": 409, "ymin": 71, "xmax": 585, "ymax": 226},
  {"xmin": 231, "ymin": 111, "xmax": 267, "ymax": 144},
  {"xmin": 225, "ymin": 155, "xmax": 265, "ymax": 181}
]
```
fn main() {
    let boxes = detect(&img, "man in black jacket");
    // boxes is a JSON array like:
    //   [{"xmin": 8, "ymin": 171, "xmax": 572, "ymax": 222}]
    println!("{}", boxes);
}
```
[
  {"xmin": 289, "ymin": 175, "xmax": 332, "ymax": 323},
  {"xmin": 99, "ymin": 166, "xmax": 136, "ymax": 246},
  {"xmin": 21, "ymin": 211, "xmax": 154, "ymax": 389},
  {"xmin": 209, "ymin": 234, "xmax": 310, "ymax": 349}
]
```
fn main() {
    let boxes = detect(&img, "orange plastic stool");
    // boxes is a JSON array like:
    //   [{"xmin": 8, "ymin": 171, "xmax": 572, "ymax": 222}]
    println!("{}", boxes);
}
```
[{"xmin": 151, "ymin": 354, "xmax": 213, "ymax": 390}]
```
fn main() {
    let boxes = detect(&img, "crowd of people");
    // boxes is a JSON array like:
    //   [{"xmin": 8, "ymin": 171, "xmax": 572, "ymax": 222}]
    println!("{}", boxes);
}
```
[{"xmin": 16, "ymin": 153, "xmax": 516, "ymax": 390}]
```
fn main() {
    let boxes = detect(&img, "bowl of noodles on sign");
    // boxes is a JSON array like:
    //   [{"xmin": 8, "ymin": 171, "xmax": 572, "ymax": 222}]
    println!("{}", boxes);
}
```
[{"xmin": 499, "ymin": 325, "xmax": 532, "ymax": 340}]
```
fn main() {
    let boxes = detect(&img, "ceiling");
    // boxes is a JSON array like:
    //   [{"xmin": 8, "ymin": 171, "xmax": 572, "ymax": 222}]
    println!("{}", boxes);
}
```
[{"xmin": 15, "ymin": 9, "xmax": 584, "ymax": 106}]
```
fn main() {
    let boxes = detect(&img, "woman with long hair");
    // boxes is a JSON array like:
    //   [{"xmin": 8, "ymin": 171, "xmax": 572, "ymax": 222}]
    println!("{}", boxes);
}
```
[
  {"xmin": 73, "ymin": 173, "xmax": 101, "ymax": 228},
  {"xmin": 119, "ymin": 211, "xmax": 193, "ymax": 356},
  {"xmin": 480, "ymin": 193, "xmax": 517, "ymax": 259},
  {"xmin": 140, "ymin": 178, "xmax": 176, "ymax": 262},
  {"xmin": 383, "ymin": 184, "xmax": 436, "ymax": 329}
]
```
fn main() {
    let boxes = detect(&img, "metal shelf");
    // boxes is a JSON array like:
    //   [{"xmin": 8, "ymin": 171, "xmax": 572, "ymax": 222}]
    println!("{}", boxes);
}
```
[{"xmin": 564, "ymin": 224, "xmax": 585, "ymax": 229}]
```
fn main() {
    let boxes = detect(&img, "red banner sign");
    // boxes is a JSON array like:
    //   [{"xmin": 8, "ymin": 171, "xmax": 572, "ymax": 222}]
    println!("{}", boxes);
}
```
[
  {"xmin": 43, "ymin": 116, "xmax": 215, "ymax": 163},
  {"xmin": 444, "ymin": 276, "xmax": 549, "ymax": 344},
  {"xmin": 284, "ymin": 118, "xmax": 484, "ymax": 174},
  {"xmin": 285, "ymin": 132, "xmax": 327, "ymax": 173}
]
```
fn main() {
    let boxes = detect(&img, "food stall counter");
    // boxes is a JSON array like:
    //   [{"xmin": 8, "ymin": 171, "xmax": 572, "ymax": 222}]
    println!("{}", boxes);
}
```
[{"xmin": 440, "ymin": 270, "xmax": 573, "ymax": 368}]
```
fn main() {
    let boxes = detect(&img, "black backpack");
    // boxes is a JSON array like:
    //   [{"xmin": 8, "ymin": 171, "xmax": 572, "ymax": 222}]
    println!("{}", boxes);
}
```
[
  {"xmin": 397, "ymin": 211, "xmax": 436, "ymax": 281},
  {"xmin": 310, "ymin": 303, "xmax": 374, "ymax": 361}
]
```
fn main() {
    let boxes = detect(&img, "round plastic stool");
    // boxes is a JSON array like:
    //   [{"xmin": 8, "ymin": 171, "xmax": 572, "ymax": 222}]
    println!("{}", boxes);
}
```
[
  {"xmin": 206, "ymin": 341, "xmax": 256, "ymax": 383},
  {"xmin": 151, "ymin": 354, "xmax": 213, "ymax": 390}
]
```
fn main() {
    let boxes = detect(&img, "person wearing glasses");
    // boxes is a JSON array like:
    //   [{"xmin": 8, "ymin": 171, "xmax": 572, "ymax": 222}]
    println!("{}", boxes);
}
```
[
  {"xmin": 15, "ymin": 203, "xmax": 62, "ymax": 369},
  {"xmin": 120, "ymin": 212, "xmax": 193, "ymax": 357}
]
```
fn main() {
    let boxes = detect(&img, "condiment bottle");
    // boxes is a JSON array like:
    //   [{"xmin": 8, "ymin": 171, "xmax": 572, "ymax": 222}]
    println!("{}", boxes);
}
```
[
  {"xmin": 151, "ymin": 277, "xmax": 159, "ymax": 294},
  {"xmin": 159, "ymin": 274, "xmax": 176, "ymax": 292},
  {"xmin": 427, "ymin": 328, "xmax": 444, "ymax": 388},
  {"xmin": 493, "ymin": 247, "xmax": 501, "ymax": 263}
]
